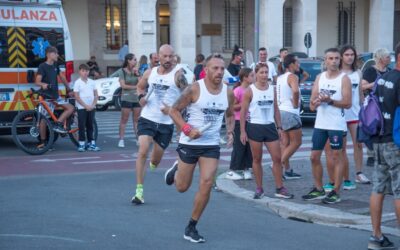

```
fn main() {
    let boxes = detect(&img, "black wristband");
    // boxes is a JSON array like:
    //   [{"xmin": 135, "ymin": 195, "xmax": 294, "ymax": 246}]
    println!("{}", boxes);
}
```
[
  {"xmin": 328, "ymin": 100, "xmax": 334, "ymax": 105},
  {"xmin": 138, "ymin": 93, "xmax": 145, "ymax": 101},
  {"xmin": 277, "ymin": 126, "xmax": 282, "ymax": 130}
]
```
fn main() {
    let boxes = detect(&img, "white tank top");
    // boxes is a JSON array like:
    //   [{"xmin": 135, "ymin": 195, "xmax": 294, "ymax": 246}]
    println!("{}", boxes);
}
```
[
  {"xmin": 179, "ymin": 79, "xmax": 228, "ymax": 146},
  {"xmin": 141, "ymin": 65, "xmax": 181, "ymax": 124},
  {"xmin": 314, "ymin": 72, "xmax": 347, "ymax": 131},
  {"xmin": 248, "ymin": 84, "xmax": 275, "ymax": 125},
  {"xmin": 277, "ymin": 72, "xmax": 300, "ymax": 115},
  {"xmin": 344, "ymin": 70, "xmax": 361, "ymax": 122}
]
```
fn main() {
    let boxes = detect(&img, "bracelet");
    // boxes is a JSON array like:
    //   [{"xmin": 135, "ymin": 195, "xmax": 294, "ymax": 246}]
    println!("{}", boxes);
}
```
[
  {"xmin": 182, "ymin": 123, "xmax": 193, "ymax": 136},
  {"xmin": 277, "ymin": 126, "xmax": 282, "ymax": 130},
  {"xmin": 138, "ymin": 93, "xmax": 145, "ymax": 101},
  {"xmin": 328, "ymin": 100, "xmax": 334, "ymax": 105}
]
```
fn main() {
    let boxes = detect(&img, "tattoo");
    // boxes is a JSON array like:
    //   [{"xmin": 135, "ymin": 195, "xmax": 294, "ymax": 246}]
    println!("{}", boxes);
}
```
[
  {"xmin": 176, "ymin": 70, "xmax": 188, "ymax": 89},
  {"xmin": 172, "ymin": 84, "xmax": 193, "ymax": 112}
]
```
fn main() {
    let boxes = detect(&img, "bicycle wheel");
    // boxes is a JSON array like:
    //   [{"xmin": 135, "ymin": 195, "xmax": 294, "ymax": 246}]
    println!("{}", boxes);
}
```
[
  {"xmin": 12, "ymin": 110, "xmax": 55, "ymax": 155},
  {"xmin": 68, "ymin": 112, "xmax": 98, "ymax": 147}
]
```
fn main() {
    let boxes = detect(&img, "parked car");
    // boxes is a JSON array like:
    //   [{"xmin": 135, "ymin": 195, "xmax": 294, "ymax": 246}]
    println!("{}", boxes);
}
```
[{"xmin": 298, "ymin": 58, "xmax": 324, "ymax": 121}]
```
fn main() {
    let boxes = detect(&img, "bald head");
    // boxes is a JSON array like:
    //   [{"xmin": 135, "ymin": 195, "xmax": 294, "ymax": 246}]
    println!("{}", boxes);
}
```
[{"xmin": 158, "ymin": 44, "xmax": 174, "ymax": 70}]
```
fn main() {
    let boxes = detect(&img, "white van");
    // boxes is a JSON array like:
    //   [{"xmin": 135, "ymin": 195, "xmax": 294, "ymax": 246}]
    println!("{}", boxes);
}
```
[{"xmin": 0, "ymin": 0, "xmax": 74, "ymax": 134}]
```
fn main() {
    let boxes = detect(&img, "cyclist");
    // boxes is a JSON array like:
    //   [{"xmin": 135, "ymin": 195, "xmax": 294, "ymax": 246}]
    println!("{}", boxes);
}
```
[{"xmin": 35, "ymin": 46, "xmax": 74, "ymax": 147}]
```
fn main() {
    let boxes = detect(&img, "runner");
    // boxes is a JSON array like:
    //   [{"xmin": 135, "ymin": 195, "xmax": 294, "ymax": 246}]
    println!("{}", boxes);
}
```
[
  {"xmin": 131, "ymin": 44, "xmax": 184, "ymax": 205},
  {"xmin": 240, "ymin": 63, "xmax": 294, "ymax": 200},
  {"xmin": 302, "ymin": 48, "xmax": 352, "ymax": 204},
  {"xmin": 164, "ymin": 54, "xmax": 235, "ymax": 243},
  {"xmin": 276, "ymin": 54, "xmax": 302, "ymax": 180},
  {"xmin": 250, "ymin": 47, "xmax": 278, "ymax": 84}
]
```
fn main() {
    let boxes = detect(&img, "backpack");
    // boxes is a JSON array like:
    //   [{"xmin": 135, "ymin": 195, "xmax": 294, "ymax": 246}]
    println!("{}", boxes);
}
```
[
  {"xmin": 394, "ymin": 106, "xmax": 400, "ymax": 147},
  {"xmin": 358, "ymin": 71, "xmax": 384, "ymax": 136}
]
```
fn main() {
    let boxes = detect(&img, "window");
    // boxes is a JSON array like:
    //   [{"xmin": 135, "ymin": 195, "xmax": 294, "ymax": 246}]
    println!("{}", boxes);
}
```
[
  {"xmin": 224, "ymin": 0, "xmax": 245, "ymax": 50},
  {"xmin": 105, "ymin": 0, "xmax": 127, "ymax": 50},
  {"xmin": 337, "ymin": 1, "xmax": 355, "ymax": 46},
  {"xmin": 283, "ymin": 7, "xmax": 293, "ymax": 48}
]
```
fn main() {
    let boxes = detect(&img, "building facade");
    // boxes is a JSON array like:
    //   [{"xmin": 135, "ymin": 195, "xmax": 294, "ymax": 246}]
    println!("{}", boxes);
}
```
[{"xmin": 60, "ymin": 0, "xmax": 399, "ymax": 74}]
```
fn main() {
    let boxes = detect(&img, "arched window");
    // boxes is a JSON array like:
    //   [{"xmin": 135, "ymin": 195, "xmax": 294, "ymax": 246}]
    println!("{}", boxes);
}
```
[
  {"xmin": 105, "ymin": 0, "xmax": 127, "ymax": 50},
  {"xmin": 224, "ymin": 0, "xmax": 245, "ymax": 50},
  {"xmin": 283, "ymin": 6, "xmax": 293, "ymax": 48},
  {"xmin": 337, "ymin": 1, "xmax": 355, "ymax": 46}
]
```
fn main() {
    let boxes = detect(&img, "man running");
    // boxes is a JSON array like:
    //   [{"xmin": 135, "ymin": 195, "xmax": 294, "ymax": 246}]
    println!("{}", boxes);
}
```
[
  {"xmin": 164, "ymin": 54, "xmax": 235, "ymax": 243},
  {"xmin": 277, "ymin": 54, "xmax": 302, "ymax": 179},
  {"xmin": 302, "ymin": 48, "xmax": 352, "ymax": 204},
  {"xmin": 131, "ymin": 44, "xmax": 184, "ymax": 205}
]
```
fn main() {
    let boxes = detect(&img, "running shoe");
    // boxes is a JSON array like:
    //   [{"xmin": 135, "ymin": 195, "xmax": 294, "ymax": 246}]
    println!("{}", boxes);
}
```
[
  {"xmin": 149, "ymin": 162, "xmax": 157, "ymax": 171},
  {"xmin": 323, "ymin": 183, "xmax": 334, "ymax": 192},
  {"xmin": 343, "ymin": 180, "xmax": 356, "ymax": 190},
  {"xmin": 77, "ymin": 144, "xmax": 85, "ymax": 152},
  {"xmin": 131, "ymin": 187, "xmax": 144, "ymax": 205},
  {"xmin": 367, "ymin": 234, "xmax": 395, "ymax": 250},
  {"xmin": 243, "ymin": 170, "xmax": 252, "ymax": 180},
  {"xmin": 283, "ymin": 169, "xmax": 301, "ymax": 180},
  {"xmin": 165, "ymin": 160, "xmax": 178, "ymax": 185},
  {"xmin": 302, "ymin": 187, "xmax": 326, "ymax": 201},
  {"xmin": 118, "ymin": 139, "xmax": 125, "ymax": 148},
  {"xmin": 356, "ymin": 173, "xmax": 371, "ymax": 184},
  {"xmin": 274, "ymin": 187, "xmax": 294, "ymax": 199},
  {"xmin": 322, "ymin": 190, "xmax": 341, "ymax": 204},
  {"xmin": 225, "ymin": 171, "xmax": 243, "ymax": 180},
  {"xmin": 253, "ymin": 188, "xmax": 264, "ymax": 199},
  {"xmin": 53, "ymin": 122, "xmax": 67, "ymax": 134},
  {"xmin": 184, "ymin": 225, "xmax": 205, "ymax": 243},
  {"xmin": 88, "ymin": 143, "xmax": 101, "ymax": 151}
]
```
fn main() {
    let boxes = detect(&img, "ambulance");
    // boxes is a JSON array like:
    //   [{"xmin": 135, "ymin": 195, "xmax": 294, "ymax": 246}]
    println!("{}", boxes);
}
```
[{"xmin": 0, "ymin": 0, "xmax": 74, "ymax": 135}]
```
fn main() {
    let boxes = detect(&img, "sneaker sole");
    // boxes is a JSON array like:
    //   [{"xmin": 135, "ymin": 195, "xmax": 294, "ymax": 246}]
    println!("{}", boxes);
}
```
[
  {"xmin": 343, "ymin": 186, "xmax": 356, "ymax": 190},
  {"xmin": 302, "ymin": 195, "xmax": 326, "ymax": 201},
  {"xmin": 283, "ymin": 176, "xmax": 301, "ymax": 180},
  {"xmin": 322, "ymin": 198, "xmax": 341, "ymax": 204},
  {"xmin": 183, "ymin": 235, "xmax": 205, "ymax": 243},
  {"xmin": 275, "ymin": 193, "xmax": 294, "ymax": 199},
  {"xmin": 225, "ymin": 175, "xmax": 243, "ymax": 180},
  {"xmin": 165, "ymin": 161, "xmax": 178, "ymax": 185},
  {"xmin": 367, "ymin": 242, "xmax": 395, "ymax": 250},
  {"xmin": 131, "ymin": 196, "xmax": 144, "ymax": 205},
  {"xmin": 355, "ymin": 180, "xmax": 371, "ymax": 184}
]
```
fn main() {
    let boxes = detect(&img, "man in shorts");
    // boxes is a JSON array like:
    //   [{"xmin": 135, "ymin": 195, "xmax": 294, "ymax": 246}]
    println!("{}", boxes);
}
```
[
  {"xmin": 302, "ymin": 48, "xmax": 352, "ymax": 204},
  {"xmin": 367, "ymin": 43, "xmax": 400, "ymax": 250},
  {"xmin": 164, "ymin": 54, "xmax": 235, "ymax": 243}
]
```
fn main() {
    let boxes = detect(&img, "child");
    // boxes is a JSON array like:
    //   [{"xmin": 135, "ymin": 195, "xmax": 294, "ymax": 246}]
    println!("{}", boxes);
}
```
[{"xmin": 74, "ymin": 64, "xmax": 100, "ymax": 152}]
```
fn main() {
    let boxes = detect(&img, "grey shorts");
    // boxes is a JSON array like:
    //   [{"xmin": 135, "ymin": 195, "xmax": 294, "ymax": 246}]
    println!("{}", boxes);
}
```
[
  {"xmin": 280, "ymin": 110, "xmax": 302, "ymax": 131},
  {"xmin": 372, "ymin": 142, "xmax": 400, "ymax": 198}
]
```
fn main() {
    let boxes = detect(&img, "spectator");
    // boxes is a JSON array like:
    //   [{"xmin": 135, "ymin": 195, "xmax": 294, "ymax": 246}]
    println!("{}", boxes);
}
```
[
  {"xmin": 249, "ymin": 47, "xmax": 278, "ymax": 84},
  {"xmin": 149, "ymin": 52, "xmax": 160, "ymax": 68},
  {"xmin": 138, "ymin": 55, "xmax": 149, "ymax": 76},
  {"xmin": 118, "ymin": 40, "xmax": 129, "ymax": 62},
  {"xmin": 194, "ymin": 54, "xmax": 205, "ymax": 80},
  {"xmin": 87, "ymin": 56, "xmax": 102, "ymax": 79},
  {"xmin": 227, "ymin": 50, "xmax": 243, "ymax": 77},
  {"xmin": 367, "ymin": 43, "xmax": 400, "ymax": 250}
]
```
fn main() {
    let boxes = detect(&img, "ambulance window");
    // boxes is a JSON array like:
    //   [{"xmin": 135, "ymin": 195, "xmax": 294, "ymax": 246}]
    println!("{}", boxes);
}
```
[
  {"xmin": 24, "ymin": 27, "xmax": 65, "ymax": 68},
  {"xmin": 0, "ymin": 27, "xmax": 9, "ymax": 68}
]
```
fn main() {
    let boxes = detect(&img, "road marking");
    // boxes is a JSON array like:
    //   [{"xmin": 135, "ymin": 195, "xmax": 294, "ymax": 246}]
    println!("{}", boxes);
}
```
[
  {"xmin": 32, "ymin": 157, "xmax": 100, "ymax": 163},
  {"xmin": 0, "ymin": 234, "xmax": 85, "ymax": 243},
  {"xmin": 73, "ymin": 159, "xmax": 134, "ymax": 164}
]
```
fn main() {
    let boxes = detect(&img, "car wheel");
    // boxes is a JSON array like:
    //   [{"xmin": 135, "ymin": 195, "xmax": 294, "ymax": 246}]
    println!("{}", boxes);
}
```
[
  {"xmin": 96, "ymin": 105, "xmax": 108, "ymax": 111},
  {"xmin": 114, "ymin": 88, "xmax": 122, "ymax": 111}
]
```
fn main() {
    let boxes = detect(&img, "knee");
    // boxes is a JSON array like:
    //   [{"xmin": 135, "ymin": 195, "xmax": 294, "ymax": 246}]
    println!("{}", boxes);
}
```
[
  {"xmin": 310, "ymin": 154, "xmax": 320, "ymax": 164},
  {"xmin": 176, "ymin": 181, "xmax": 190, "ymax": 193},
  {"xmin": 199, "ymin": 178, "xmax": 214, "ymax": 193},
  {"xmin": 272, "ymin": 155, "xmax": 281, "ymax": 164},
  {"xmin": 252, "ymin": 154, "xmax": 262, "ymax": 164}
]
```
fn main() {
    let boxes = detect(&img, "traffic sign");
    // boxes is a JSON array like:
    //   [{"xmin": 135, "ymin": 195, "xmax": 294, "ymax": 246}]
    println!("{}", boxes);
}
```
[{"xmin": 304, "ymin": 32, "xmax": 312, "ymax": 49}]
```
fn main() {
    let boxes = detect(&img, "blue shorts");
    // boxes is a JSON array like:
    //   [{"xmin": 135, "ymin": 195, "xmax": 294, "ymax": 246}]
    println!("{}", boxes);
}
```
[{"xmin": 311, "ymin": 128, "xmax": 344, "ymax": 150}]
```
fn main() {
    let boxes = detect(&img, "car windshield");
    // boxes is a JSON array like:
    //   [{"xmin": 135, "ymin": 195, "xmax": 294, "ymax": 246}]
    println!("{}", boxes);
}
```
[{"xmin": 300, "ymin": 61, "xmax": 322, "ymax": 82}]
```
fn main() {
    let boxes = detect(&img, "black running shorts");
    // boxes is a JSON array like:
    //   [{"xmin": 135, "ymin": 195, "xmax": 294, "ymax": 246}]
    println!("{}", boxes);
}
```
[
  {"xmin": 137, "ymin": 117, "xmax": 174, "ymax": 149},
  {"xmin": 176, "ymin": 144, "xmax": 220, "ymax": 164}
]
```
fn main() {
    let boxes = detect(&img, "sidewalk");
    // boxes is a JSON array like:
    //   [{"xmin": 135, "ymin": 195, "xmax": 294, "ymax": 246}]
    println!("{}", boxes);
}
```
[{"xmin": 216, "ymin": 155, "xmax": 399, "ymax": 236}]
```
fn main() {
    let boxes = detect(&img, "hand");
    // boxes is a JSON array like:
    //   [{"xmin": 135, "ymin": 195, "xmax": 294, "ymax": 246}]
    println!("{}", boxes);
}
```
[
  {"xmin": 160, "ymin": 102, "xmax": 170, "ymax": 115},
  {"xmin": 240, "ymin": 131, "xmax": 248, "ymax": 145},
  {"xmin": 318, "ymin": 91, "xmax": 331, "ymax": 103},
  {"xmin": 226, "ymin": 132, "xmax": 234, "ymax": 148},
  {"xmin": 139, "ymin": 98, "xmax": 147, "ymax": 107},
  {"xmin": 188, "ymin": 128, "xmax": 201, "ymax": 140},
  {"xmin": 42, "ymin": 84, "xmax": 49, "ymax": 90},
  {"xmin": 312, "ymin": 97, "xmax": 321, "ymax": 108}
]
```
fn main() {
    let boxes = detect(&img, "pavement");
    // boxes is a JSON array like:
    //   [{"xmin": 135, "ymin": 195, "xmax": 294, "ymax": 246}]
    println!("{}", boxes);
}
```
[{"xmin": 216, "ymin": 153, "xmax": 400, "ymax": 237}]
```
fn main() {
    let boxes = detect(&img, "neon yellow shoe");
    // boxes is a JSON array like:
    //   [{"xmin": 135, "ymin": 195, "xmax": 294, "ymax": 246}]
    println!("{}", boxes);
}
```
[
  {"xmin": 131, "ymin": 185, "xmax": 144, "ymax": 204},
  {"xmin": 149, "ymin": 162, "xmax": 157, "ymax": 171}
]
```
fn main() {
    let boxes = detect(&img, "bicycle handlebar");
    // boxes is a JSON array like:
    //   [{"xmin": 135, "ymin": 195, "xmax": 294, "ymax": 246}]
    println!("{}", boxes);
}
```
[{"xmin": 27, "ymin": 88, "xmax": 55, "ymax": 100}]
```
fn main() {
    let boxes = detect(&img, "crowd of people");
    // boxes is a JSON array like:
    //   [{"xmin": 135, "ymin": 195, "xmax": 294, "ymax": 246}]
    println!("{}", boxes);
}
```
[{"xmin": 35, "ymin": 42, "xmax": 400, "ymax": 248}]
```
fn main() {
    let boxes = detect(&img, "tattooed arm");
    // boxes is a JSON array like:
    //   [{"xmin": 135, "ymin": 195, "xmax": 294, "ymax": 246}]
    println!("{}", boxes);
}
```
[{"xmin": 225, "ymin": 88, "xmax": 235, "ymax": 146}]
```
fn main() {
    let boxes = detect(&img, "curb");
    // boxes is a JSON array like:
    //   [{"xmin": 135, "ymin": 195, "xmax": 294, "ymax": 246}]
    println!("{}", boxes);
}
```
[{"xmin": 216, "ymin": 175, "xmax": 400, "ymax": 237}]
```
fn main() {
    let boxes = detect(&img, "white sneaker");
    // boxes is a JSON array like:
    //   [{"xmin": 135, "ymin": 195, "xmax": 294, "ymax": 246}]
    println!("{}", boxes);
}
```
[
  {"xmin": 220, "ymin": 137, "xmax": 226, "ymax": 145},
  {"xmin": 225, "ymin": 171, "xmax": 243, "ymax": 180},
  {"xmin": 355, "ymin": 173, "xmax": 371, "ymax": 184},
  {"xmin": 118, "ymin": 139, "xmax": 125, "ymax": 148},
  {"xmin": 243, "ymin": 170, "xmax": 252, "ymax": 180}
]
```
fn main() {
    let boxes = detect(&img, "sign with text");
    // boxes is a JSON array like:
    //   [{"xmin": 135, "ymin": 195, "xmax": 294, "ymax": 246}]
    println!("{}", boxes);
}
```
[
  {"xmin": 0, "ymin": 6, "xmax": 62, "ymax": 27},
  {"xmin": 202, "ymin": 24, "xmax": 222, "ymax": 36}
]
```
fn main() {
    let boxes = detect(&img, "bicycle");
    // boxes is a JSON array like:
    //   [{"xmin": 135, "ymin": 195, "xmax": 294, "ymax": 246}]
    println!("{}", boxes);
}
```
[{"xmin": 11, "ymin": 88, "xmax": 98, "ymax": 155}]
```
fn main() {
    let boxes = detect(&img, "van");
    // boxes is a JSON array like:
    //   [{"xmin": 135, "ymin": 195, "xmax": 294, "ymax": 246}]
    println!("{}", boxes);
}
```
[{"xmin": 0, "ymin": 0, "xmax": 74, "ymax": 135}]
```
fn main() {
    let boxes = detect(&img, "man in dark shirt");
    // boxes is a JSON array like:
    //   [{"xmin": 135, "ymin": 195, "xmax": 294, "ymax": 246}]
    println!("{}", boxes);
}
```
[
  {"xmin": 227, "ymin": 50, "xmax": 242, "ymax": 77},
  {"xmin": 368, "ymin": 44, "xmax": 400, "ymax": 250},
  {"xmin": 193, "ymin": 54, "xmax": 204, "ymax": 80},
  {"xmin": 35, "ymin": 46, "xmax": 74, "ymax": 144}
]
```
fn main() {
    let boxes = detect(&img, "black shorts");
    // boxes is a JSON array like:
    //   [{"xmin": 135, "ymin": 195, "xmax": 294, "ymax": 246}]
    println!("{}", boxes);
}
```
[
  {"xmin": 137, "ymin": 117, "xmax": 174, "ymax": 149},
  {"xmin": 177, "ymin": 144, "xmax": 220, "ymax": 164},
  {"xmin": 246, "ymin": 123, "xmax": 279, "ymax": 142},
  {"xmin": 311, "ymin": 128, "xmax": 344, "ymax": 150},
  {"xmin": 121, "ymin": 101, "xmax": 141, "ymax": 109}
]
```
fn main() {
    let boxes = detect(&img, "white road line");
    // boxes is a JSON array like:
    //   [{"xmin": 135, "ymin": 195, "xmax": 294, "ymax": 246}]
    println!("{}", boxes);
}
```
[
  {"xmin": 0, "ymin": 234, "xmax": 85, "ymax": 243},
  {"xmin": 32, "ymin": 157, "xmax": 101, "ymax": 163}
]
